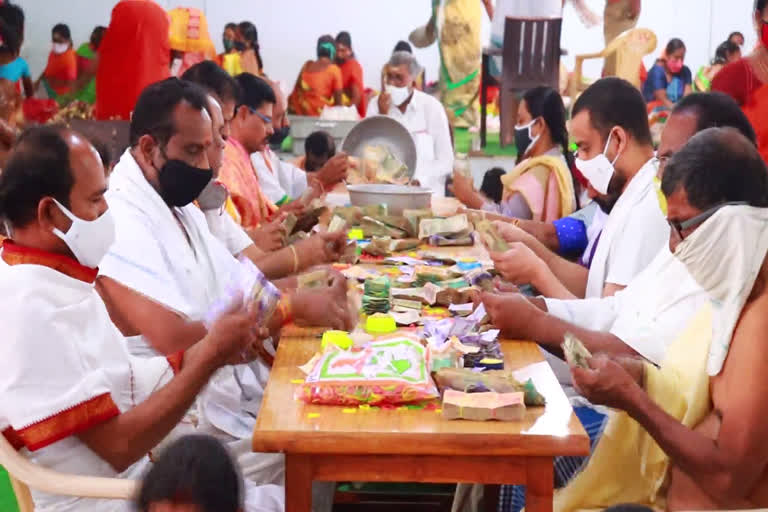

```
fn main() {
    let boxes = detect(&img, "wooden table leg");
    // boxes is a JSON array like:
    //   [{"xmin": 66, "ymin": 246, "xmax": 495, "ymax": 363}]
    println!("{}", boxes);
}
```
[
  {"xmin": 525, "ymin": 457, "xmax": 554, "ymax": 512},
  {"xmin": 285, "ymin": 454, "xmax": 313, "ymax": 512}
]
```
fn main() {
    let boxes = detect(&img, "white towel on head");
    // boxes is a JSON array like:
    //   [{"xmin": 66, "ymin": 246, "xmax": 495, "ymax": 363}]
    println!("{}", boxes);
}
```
[{"xmin": 674, "ymin": 205, "xmax": 768, "ymax": 375}]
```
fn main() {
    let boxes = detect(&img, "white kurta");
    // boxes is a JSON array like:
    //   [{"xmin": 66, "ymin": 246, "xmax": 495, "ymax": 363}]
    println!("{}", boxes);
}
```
[
  {"xmin": 0, "ymin": 261, "xmax": 171, "ymax": 512},
  {"xmin": 585, "ymin": 159, "xmax": 669, "ymax": 298},
  {"xmin": 252, "ymin": 148, "xmax": 308, "ymax": 206},
  {"xmin": 98, "ymin": 151, "xmax": 284, "ymax": 510},
  {"xmin": 546, "ymin": 246, "xmax": 708, "ymax": 365},
  {"xmin": 203, "ymin": 205, "xmax": 254, "ymax": 257},
  {"xmin": 367, "ymin": 90, "xmax": 454, "ymax": 197}
]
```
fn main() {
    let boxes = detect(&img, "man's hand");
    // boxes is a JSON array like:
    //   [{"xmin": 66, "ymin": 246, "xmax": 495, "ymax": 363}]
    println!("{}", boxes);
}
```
[
  {"xmin": 490, "ymin": 244, "xmax": 547, "ymax": 286},
  {"xmin": 481, "ymin": 291, "xmax": 542, "ymax": 338},
  {"xmin": 315, "ymin": 152, "xmax": 349, "ymax": 187},
  {"xmin": 448, "ymin": 171, "xmax": 483, "ymax": 209},
  {"xmin": 201, "ymin": 299, "xmax": 264, "ymax": 368},
  {"xmin": 493, "ymin": 221, "xmax": 536, "ymax": 246},
  {"xmin": 378, "ymin": 90, "xmax": 392, "ymax": 114},
  {"xmin": 571, "ymin": 354, "xmax": 642, "ymax": 410},
  {"xmin": 248, "ymin": 217, "xmax": 286, "ymax": 252},
  {"xmin": 292, "ymin": 272, "xmax": 354, "ymax": 330},
  {"xmin": 295, "ymin": 231, "xmax": 348, "ymax": 267}
]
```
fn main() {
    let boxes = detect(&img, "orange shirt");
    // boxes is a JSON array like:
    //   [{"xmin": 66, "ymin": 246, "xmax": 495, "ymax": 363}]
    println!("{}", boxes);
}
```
[
  {"xmin": 288, "ymin": 62, "xmax": 342, "ymax": 116},
  {"xmin": 43, "ymin": 49, "xmax": 77, "ymax": 96}
]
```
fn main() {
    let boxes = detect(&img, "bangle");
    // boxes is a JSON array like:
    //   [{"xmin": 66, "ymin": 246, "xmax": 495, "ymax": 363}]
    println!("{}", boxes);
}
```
[
  {"xmin": 277, "ymin": 294, "xmax": 293, "ymax": 325},
  {"xmin": 289, "ymin": 244, "xmax": 299, "ymax": 273}
]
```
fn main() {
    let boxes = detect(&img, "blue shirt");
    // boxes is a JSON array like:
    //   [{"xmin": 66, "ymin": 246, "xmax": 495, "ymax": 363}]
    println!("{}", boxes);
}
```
[
  {"xmin": 642, "ymin": 63, "xmax": 692, "ymax": 103},
  {"xmin": 0, "ymin": 57, "xmax": 30, "ymax": 84}
]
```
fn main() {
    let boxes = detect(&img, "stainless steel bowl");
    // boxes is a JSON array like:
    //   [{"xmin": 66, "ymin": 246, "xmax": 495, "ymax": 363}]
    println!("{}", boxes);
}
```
[
  {"xmin": 341, "ymin": 115, "xmax": 417, "ymax": 179},
  {"xmin": 347, "ymin": 184, "xmax": 431, "ymax": 215}
]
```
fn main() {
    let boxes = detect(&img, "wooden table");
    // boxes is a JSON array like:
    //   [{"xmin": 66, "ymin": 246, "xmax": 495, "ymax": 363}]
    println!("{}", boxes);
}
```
[{"xmin": 253, "ymin": 335, "xmax": 590, "ymax": 512}]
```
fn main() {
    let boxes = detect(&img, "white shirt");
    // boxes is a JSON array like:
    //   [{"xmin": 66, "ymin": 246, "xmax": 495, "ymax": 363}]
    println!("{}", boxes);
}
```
[
  {"xmin": 0, "ymin": 261, "xmax": 173, "ymax": 511},
  {"xmin": 367, "ymin": 89, "xmax": 454, "ymax": 197},
  {"xmin": 252, "ymin": 149, "xmax": 308, "ymax": 206},
  {"xmin": 203, "ymin": 206, "xmax": 254, "ymax": 257},
  {"xmin": 546, "ymin": 246, "xmax": 708, "ymax": 365},
  {"xmin": 585, "ymin": 159, "xmax": 669, "ymax": 298}
]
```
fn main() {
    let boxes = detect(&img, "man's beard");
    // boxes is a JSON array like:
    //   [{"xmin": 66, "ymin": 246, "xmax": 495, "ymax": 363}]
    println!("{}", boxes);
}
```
[{"xmin": 592, "ymin": 172, "xmax": 627, "ymax": 214}]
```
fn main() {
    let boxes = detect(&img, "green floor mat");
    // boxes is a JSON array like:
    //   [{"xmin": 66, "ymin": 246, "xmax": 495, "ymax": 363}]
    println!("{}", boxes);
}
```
[
  {"xmin": 0, "ymin": 467, "xmax": 19, "ymax": 512},
  {"xmin": 453, "ymin": 127, "xmax": 517, "ymax": 157}
]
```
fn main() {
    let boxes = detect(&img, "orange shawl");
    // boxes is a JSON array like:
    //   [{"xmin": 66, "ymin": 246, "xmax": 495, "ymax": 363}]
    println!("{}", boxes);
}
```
[{"xmin": 218, "ymin": 137, "xmax": 277, "ymax": 228}]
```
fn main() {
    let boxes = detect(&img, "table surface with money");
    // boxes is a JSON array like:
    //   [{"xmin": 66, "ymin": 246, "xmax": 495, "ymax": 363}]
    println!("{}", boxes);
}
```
[{"xmin": 253, "ymin": 198, "xmax": 589, "ymax": 512}]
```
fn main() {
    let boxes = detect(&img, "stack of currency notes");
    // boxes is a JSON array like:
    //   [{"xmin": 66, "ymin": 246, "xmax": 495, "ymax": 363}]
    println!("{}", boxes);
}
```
[
  {"xmin": 475, "ymin": 220, "xmax": 509, "ymax": 253},
  {"xmin": 562, "ymin": 332, "xmax": 592, "ymax": 369},
  {"xmin": 361, "ymin": 216, "xmax": 408, "ymax": 239},
  {"xmin": 362, "ymin": 276, "xmax": 391, "ymax": 315},
  {"xmin": 298, "ymin": 269, "xmax": 328, "ymax": 289},
  {"xmin": 418, "ymin": 214, "xmax": 471, "ymax": 240}
]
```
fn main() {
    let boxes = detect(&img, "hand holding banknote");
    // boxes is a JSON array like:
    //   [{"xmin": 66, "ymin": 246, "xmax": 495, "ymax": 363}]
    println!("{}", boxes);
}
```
[{"xmin": 570, "ymin": 354, "xmax": 642, "ymax": 410}]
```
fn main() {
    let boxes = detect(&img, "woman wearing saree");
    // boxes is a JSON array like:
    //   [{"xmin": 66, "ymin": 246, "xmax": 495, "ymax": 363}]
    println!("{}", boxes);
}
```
[
  {"xmin": 335, "ymin": 31, "xmax": 365, "ymax": 117},
  {"xmin": 288, "ymin": 35, "xmax": 343, "ymax": 117},
  {"xmin": 714, "ymin": 0, "xmax": 768, "ymax": 163},
  {"xmin": 451, "ymin": 86, "xmax": 577, "ymax": 223},
  {"xmin": 37, "ymin": 24, "xmax": 77, "ymax": 104}
]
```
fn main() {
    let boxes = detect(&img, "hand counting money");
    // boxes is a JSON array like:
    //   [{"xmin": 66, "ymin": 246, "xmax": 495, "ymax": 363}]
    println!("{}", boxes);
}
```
[{"xmin": 562, "ymin": 332, "xmax": 592, "ymax": 369}]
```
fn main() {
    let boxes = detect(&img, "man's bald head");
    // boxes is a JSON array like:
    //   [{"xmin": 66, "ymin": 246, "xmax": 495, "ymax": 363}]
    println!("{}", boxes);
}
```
[{"xmin": 662, "ymin": 127, "xmax": 768, "ymax": 211}]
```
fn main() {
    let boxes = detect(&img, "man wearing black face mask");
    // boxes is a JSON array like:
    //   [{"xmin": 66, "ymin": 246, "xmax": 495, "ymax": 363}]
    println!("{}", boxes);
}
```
[{"xmin": 96, "ymin": 78, "xmax": 353, "ymax": 499}]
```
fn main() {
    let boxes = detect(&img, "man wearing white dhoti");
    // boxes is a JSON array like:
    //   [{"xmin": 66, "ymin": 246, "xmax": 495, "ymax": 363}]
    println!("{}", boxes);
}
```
[{"xmin": 0, "ymin": 126, "xmax": 282, "ymax": 512}]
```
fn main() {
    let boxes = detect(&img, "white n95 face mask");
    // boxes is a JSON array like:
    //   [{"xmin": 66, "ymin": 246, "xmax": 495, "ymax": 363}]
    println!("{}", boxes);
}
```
[
  {"xmin": 575, "ymin": 130, "xmax": 621, "ymax": 195},
  {"xmin": 52, "ymin": 42, "xmax": 69, "ymax": 55},
  {"xmin": 52, "ymin": 198, "xmax": 115, "ymax": 268},
  {"xmin": 386, "ymin": 84, "xmax": 411, "ymax": 107}
]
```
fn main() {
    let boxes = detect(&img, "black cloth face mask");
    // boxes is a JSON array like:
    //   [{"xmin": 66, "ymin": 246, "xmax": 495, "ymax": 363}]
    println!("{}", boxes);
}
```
[{"xmin": 158, "ymin": 158, "xmax": 213, "ymax": 207}]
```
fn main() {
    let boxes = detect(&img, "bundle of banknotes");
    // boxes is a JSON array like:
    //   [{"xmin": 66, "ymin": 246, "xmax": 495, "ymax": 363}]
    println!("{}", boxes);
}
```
[
  {"xmin": 362, "ymin": 276, "xmax": 391, "ymax": 315},
  {"xmin": 562, "ymin": 332, "xmax": 592, "ymax": 369}
]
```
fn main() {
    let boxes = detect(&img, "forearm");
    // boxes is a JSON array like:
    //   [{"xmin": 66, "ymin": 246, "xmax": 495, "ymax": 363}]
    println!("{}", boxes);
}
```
[
  {"xmin": 252, "ymin": 247, "xmax": 296, "ymax": 280},
  {"xmin": 541, "ymin": 254, "xmax": 589, "ymax": 298},
  {"xmin": 528, "ymin": 308, "xmax": 638, "ymax": 357},
  {"xmin": 623, "ymin": 384, "xmax": 749, "ymax": 502},
  {"xmin": 78, "ymin": 343, "xmax": 218, "ymax": 472},
  {"xmin": 517, "ymin": 219, "xmax": 560, "ymax": 252},
  {"xmin": 529, "ymin": 264, "xmax": 578, "ymax": 300}
]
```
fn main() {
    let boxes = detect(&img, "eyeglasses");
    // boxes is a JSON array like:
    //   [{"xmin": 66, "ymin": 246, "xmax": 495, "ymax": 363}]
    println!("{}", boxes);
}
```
[
  {"xmin": 668, "ymin": 201, "xmax": 748, "ymax": 241},
  {"xmin": 243, "ymin": 106, "xmax": 272, "ymax": 125}
]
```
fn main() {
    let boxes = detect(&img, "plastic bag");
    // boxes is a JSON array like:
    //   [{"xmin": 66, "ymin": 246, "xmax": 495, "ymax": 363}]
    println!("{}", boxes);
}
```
[{"xmin": 298, "ymin": 337, "xmax": 439, "ymax": 406}]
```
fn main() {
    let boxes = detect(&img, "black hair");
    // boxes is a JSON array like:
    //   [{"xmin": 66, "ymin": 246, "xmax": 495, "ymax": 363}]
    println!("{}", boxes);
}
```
[
  {"xmin": 757, "ymin": 0, "xmax": 767, "ymax": 13},
  {"xmin": 674, "ymin": 92, "xmax": 757, "ymax": 145},
  {"xmin": 0, "ymin": 18, "xmax": 20, "ymax": 57},
  {"xmin": 336, "ymin": 31, "xmax": 352, "ymax": 49},
  {"xmin": 480, "ymin": 167, "xmax": 505, "ymax": 204},
  {"xmin": 129, "ymin": 78, "xmax": 208, "ymax": 147},
  {"xmin": 224, "ymin": 22, "xmax": 237, "ymax": 32},
  {"xmin": 237, "ymin": 21, "xmax": 264, "ymax": 72},
  {"xmin": 52, "ymin": 23, "xmax": 71, "ymax": 42},
  {"xmin": 662, "ymin": 127, "xmax": 768, "ymax": 210},
  {"xmin": 572, "ymin": 77, "xmax": 653, "ymax": 146},
  {"xmin": 136, "ymin": 435, "xmax": 242, "ymax": 512},
  {"xmin": 665, "ymin": 38, "xmax": 686, "ymax": 56},
  {"xmin": 394, "ymin": 40, "xmax": 412, "ymax": 54},
  {"xmin": 90, "ymin": 26, "xmax": 107, "ymax": 49},
  {"xmin": 0, "ymin": 126, "xmax": 73, "ymax": 228},
  {"xmin": 0, "ymin": 2, "xmax": 24, "ymax": 39},
  {"xmin": 182, "ymin": 60, "xmax": 241, "ymax": 105},
  {"xmin": 305, "ymin": 130, "xmax": 335, "ymax": 158},
  {"xmin": 521, "ymin": 86, "xmax": 574, "ymax": 170},
  {"xmin": 713, "ymin": 40, "xmax": 740, "ymax": 65},
  {"xmin": 88, "ymin": 136, "xmax": 112, "ymax": 170},
  {"xmin": 728, "ymin": 31, "xmax": 745, "ymax": 41},
  {"xmin": 317, "ymin": 34, "xmax": 335, "ymax": 59},
  {"xmin": 234, "ymin": 72, "xmax": 276, "ymax": 111}
]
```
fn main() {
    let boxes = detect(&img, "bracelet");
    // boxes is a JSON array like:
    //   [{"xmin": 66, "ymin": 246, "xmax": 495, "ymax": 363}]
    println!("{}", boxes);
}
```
[
  {"xmin": 277, "ymin": 294, "xmax": 293, "ymax": 325},
  {"xmin": 289, "ymin": 244, "xmax": 300, "ymax": 273}
]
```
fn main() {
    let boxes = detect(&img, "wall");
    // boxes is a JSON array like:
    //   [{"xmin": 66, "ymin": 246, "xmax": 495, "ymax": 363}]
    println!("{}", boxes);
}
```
[{"xmin": 16, "ymin": 0, "xmax": 760, "ymax": 93}]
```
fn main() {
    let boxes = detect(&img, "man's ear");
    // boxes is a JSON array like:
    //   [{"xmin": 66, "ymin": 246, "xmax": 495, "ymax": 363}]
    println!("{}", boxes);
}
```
[
  {"xmin": 37, "ymin": 196, "xmax": 66, "ymax": 234},
  {"xmin": 136, "ymin": 134, "xmax": 158, "ymax": 166}
]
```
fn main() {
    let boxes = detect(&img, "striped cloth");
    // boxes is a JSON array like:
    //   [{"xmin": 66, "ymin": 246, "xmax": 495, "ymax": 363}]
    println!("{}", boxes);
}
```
[{"xmin": 498, "ymin": 406, "xmax": 608, "ymax": 512}]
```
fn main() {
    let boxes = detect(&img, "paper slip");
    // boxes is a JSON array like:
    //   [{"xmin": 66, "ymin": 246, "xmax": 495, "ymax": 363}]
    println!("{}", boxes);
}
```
[
  {"xmin": 390, "ymin": 310, "xmax": 421, "ymax": 325},
  {"xmin": 448, "ymin": 303, "xmax": 475, "ymax": 313}
]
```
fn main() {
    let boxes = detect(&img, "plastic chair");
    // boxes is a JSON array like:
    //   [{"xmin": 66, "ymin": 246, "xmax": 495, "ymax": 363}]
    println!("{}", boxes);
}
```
[
  {"xmin": 0, "ymin": 435, "xmax": 138, "ymax": 512},
  {"xmin": 568, "ymin": 28, "xmax": 658, "ymax": 107},
  {"xmin": 480, "ymin": 17, "xmax": 563, "ymax": 148}
]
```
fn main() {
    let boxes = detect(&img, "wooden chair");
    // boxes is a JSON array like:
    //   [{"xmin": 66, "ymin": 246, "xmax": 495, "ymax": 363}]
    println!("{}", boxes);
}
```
[
  {"xmin": 0, "ymin": 435, "xmax": 138, "ymax": 511},
  {"xmin": 480, "ymin": 17, "xmax": 562, "ymax": 148},
  {"xmin": 568, "ymin": 28, "xmax": 658, "ymax": 108}
]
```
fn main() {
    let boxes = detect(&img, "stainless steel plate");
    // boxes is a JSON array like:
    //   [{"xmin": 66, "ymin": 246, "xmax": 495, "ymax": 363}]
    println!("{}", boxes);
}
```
[{"xmin": 341, "ymin": 115, "xmax": 417, "ymax": 179}]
